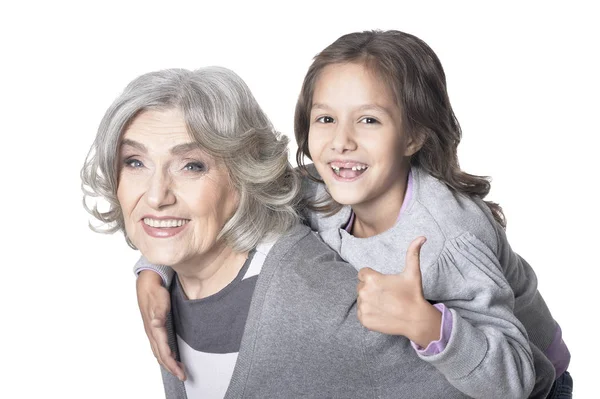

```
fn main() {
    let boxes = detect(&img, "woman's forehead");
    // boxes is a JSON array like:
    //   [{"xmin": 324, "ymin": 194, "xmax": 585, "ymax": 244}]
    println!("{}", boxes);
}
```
[
  {"xmin": 121, "ymin": 109, "xmax": 200, "ymax": 153},
  {"xmin": 125, "ymin": 109, "xmax": 188, "ymax": 138}
]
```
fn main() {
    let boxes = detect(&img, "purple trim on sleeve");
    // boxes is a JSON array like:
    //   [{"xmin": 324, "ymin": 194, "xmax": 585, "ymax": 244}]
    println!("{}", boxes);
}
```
[
  {"xmin": 545, "ymin": 324, "xmax": 571, "ymax": 377},
  {"xmin": 411, "ymin": 303, "xmax": 453, "ymax": 356},
  {"xmin": 344, "ymin": 170, "xmax": 413, "ymax": 233}
]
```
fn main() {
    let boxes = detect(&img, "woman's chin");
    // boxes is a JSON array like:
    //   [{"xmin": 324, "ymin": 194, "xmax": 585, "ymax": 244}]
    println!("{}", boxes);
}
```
[{"xmin": 141, "ymin": 250, "xmax": 182, "ymax": 268}]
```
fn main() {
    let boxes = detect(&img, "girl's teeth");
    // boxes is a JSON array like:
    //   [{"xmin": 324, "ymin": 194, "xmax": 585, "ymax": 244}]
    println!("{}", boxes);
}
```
[
  {"xmin": 330, "ymin": 164, "xmax": 368, "ymax": 177},
  {"xmin": 332, "ymin": 165, "xmax": 367, "ymax": 172}
]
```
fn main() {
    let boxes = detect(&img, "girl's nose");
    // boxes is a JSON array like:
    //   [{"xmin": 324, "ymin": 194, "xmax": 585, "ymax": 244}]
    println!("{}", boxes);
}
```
[{"xmin": 330, "ymin": 123, "xmax": 357, "ymax": 153}]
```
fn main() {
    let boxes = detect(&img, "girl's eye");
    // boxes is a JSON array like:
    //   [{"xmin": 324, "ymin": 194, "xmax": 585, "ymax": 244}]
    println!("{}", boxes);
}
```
[
  {"xmin": 316, "ymin": 116, "xmax": 335, "ymax": 124},
  {"xmin": 359, "ymin": 117, "xmax": 379, "ymax": 124},
  {"xmin": 183, "ymin": 162, "xmax": 206, "ymax": 172},
  {"xmin": 124, "ymin": 158, "xmax": 143, "ymax": 168}
]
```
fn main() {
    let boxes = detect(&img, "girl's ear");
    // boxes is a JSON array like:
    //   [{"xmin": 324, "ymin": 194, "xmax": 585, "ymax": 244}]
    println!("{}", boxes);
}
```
[{"xmin": 403, "ymin": 130, "xmax": 426, "ymax": 156}]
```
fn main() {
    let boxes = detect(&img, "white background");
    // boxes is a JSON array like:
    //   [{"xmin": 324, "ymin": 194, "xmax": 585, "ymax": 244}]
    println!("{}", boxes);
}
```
[{"xmin": 1, "ymin": 0, "xmax": 598, "ymax": 397}]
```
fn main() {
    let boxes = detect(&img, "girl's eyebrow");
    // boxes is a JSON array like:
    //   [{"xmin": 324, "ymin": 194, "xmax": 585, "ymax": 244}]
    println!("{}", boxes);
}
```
[
  {"xmin": 311, "ymin": 103, "xmax": 330, "ymax": 111},
  {"xmin": 356, "ymin": 104, "xmax": 392, "ymax": 116},
  {"xmin": 311, "ymin": 103, "xmax": 392, "ymax": 116}
]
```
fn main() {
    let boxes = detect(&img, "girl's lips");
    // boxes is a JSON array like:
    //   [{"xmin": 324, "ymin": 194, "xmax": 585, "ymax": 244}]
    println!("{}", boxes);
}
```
[{"xmin": 141, "ymin": 220, "xmax": 189, "ymax": 238}]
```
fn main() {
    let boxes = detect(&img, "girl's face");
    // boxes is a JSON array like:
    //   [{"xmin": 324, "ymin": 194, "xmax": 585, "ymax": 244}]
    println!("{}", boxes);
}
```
[{"xmin": 308, "ymin": 62, "xmax": 419, "ymax": 213}]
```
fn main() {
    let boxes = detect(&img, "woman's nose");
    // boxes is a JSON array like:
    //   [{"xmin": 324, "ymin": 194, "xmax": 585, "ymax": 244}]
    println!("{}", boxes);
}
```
[{"xmin": 145, "ymin": 171, "xmax": 176, "ymax": 209}]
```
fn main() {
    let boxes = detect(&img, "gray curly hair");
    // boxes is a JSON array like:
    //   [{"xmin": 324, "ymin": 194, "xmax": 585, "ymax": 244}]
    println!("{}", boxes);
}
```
[{"xmin": 81, "ymin": 66, "xmax": 301, "ymax": 251}]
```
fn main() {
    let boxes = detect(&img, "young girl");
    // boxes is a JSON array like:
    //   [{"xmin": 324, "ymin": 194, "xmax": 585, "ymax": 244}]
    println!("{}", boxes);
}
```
[{"xmin": 136, "ymin": 30, "xmax": 571, "ymax": 398}]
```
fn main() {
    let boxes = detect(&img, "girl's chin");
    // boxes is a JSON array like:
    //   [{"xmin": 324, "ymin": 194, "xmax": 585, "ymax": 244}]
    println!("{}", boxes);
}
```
[{"xmin": 326, "ymin": 189, "xmax": 364, "ymax": 207}]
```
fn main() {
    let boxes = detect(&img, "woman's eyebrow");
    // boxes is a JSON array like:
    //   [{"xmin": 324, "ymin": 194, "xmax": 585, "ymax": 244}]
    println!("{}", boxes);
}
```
[
  {"xmin": 170, "ymin": 142, "xmax": 203, "ymax": 156},
  {"xmin": 120, "ymin": 139, "xmax": 147, "ymax": 152}
]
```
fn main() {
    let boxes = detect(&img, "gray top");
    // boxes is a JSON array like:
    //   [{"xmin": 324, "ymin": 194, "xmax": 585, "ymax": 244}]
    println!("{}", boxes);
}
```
[
  {"xmin": 161, "ymin": 222, "xmax": 534, "ymax": 398},
  {"xmin": 171, "ymin": 250, "xmax": 256, "ymax": 354},
  {"xmin": 169, "ymin": 250, "xmax": 257, "ymax": 397},
  {"xmin": 302, "ymin": 164, "xmax": 556, "ymax": 398},
  {"xmin": 138, "ymin": 164, "xmax": 562, "ymax": 397}
]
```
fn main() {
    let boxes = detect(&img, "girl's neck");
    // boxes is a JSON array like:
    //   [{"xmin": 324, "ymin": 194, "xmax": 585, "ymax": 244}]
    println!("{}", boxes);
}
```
[
  {"xmin": 173, "ymin": 243, "xmax": 249, "ymax": 300},
  {"xmin": 351, "ymin": 169, "xmax": 410, "ymax": 238}
]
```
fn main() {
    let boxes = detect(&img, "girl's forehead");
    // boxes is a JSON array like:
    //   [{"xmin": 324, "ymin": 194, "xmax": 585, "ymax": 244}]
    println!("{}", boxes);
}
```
[{"xmin": 311, "ymin": 63, "xmax": 398, "ymax": 113}]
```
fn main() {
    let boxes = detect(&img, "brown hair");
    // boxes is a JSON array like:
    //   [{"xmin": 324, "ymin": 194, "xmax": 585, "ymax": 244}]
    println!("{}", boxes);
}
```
[{"xmin": 294, "ymin": 30, "xmax": 505, "ymax": 227}]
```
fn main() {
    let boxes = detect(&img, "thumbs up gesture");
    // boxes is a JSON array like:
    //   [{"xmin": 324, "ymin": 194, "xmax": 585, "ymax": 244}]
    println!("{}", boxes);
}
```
[{"xmin": 357, "ymin": 237, "xmax": 442, "ymax": 348}]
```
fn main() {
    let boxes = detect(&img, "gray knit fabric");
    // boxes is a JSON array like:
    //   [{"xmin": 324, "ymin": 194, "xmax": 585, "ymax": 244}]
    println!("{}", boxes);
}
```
[
  {"xmin": 138, "ymin": 164, "xmax": 560, "ymax": 398},
  {"xmin": 301, "ymin": 164, "xmax": 555, "ymax": 398},
  {"xmin": 161, "ymin": 311, "xmax": 187, "ymax": 398},
  {"xmin": 222, "ymin": 224, "xmax": 534, "ymax": 398}
]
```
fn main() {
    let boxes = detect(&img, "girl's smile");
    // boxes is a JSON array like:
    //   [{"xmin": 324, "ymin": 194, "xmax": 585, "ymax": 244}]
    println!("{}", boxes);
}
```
[{"xmin": 329, "ymin": 160, "xmax": 369, "ymax": 180}]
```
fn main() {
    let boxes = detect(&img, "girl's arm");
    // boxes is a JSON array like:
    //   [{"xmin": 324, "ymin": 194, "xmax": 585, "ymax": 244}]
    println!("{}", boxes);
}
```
[
  {"xmin": 359, "ymin": 234, "xmax": 536, "ymax": 399},
  {"xmin": 134, "ymin": 256, "xmax": 174, "ymax": 287},
  {"xmin": 134, "ymin": 260, "xmax": 185, "ymax": 381},
  {"xmin": 494, "ymin": 222, "xmax": 571, "ymax": 379}
]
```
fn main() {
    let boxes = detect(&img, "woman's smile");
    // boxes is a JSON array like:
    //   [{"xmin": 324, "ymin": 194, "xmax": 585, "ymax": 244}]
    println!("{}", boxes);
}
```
[{"xmin": 141, "ymin": 216, "xmax": 191, "ymax": 238}]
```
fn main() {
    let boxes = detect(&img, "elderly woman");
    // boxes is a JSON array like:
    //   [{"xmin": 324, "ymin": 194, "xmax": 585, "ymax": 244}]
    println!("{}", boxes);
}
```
[{"xmin": 82, "ymin": 66, "xmax": 535, "ymax": 398}]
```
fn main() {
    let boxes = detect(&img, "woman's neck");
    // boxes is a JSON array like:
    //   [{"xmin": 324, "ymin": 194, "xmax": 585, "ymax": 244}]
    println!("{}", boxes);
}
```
[{"xmin": 173, "ymin": 243, "xmax": 249, "ymax": 300}]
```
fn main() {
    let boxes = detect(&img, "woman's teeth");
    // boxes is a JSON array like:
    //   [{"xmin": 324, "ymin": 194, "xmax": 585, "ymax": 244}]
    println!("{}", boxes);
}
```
[{"xmin": 143, "ymin": 218, "xmax": 189, "ymax": 228}]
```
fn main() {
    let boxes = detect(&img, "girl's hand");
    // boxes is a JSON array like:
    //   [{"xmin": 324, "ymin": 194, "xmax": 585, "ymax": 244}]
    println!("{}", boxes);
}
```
[
  {"xmin": 136, "ymin": 270, "xmax": 186, "ymax": 381},
  {"xmin": 357, "ymin": 237, "xmax": 442, "ymax": 348}
]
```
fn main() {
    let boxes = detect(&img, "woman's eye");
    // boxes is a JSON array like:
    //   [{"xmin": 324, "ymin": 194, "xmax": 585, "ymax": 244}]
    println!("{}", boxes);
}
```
[
  {"xmin": 359, "ymin": 117, "xmax": 379, "ymax": 124},
  {"xmin": 124, "ymin": 158, "xmax": 144, "ymax": 168},
  {"xmin": 316, "ymin": 116, "xmax": 335, "ymax": 124},
  {"xmin": 183, "ymin": 162, "xmax": 206, "ymax": 172}
]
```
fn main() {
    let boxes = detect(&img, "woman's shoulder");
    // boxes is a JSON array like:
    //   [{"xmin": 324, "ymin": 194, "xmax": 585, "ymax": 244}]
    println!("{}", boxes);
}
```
[
  {"xmin": 266, "ymin": 224, "xmax": 346, "ymax": 262},
  {"xmin": 268, "ymin": 223, "xmax": 357, "ymax": 279}
]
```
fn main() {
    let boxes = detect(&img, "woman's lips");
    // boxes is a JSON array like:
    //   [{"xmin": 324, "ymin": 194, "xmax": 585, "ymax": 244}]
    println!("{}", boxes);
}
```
[{"xmin": 141, "ymin": 217, "xmax": 190, "ymax": 238}]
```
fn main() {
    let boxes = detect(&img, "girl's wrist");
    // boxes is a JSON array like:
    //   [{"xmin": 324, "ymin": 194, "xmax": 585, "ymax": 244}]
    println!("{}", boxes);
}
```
[{"xmin": 409, "ymin": 302, "xmax": 443, "ymax": 348}]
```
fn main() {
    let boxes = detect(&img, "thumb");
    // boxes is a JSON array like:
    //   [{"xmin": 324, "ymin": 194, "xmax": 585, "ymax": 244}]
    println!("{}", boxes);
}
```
[{"xmin": 404, "ymin": 236, "xmax": 426, "ymax": 279}]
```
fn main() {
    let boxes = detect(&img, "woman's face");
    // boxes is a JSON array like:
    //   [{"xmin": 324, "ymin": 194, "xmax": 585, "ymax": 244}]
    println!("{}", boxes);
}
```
[{"xmin": 117, "ymin": 108, "xmax": 239, "ymax": 267}]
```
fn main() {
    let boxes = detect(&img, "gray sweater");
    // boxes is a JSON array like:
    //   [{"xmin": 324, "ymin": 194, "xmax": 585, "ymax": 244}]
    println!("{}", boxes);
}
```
[
  {"xmin": 301, "ymin": 164, "xmax": 557, "ymax": 398},
  {"xmin": 161, "ymin": 223, "xmax": 535, "ymax": 398}
]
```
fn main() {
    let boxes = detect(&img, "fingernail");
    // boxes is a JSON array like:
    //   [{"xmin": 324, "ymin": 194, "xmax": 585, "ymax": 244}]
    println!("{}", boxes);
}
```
[{"xmin": 420, "ymin": 237, "xmax": 427, "ymax": 245}]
